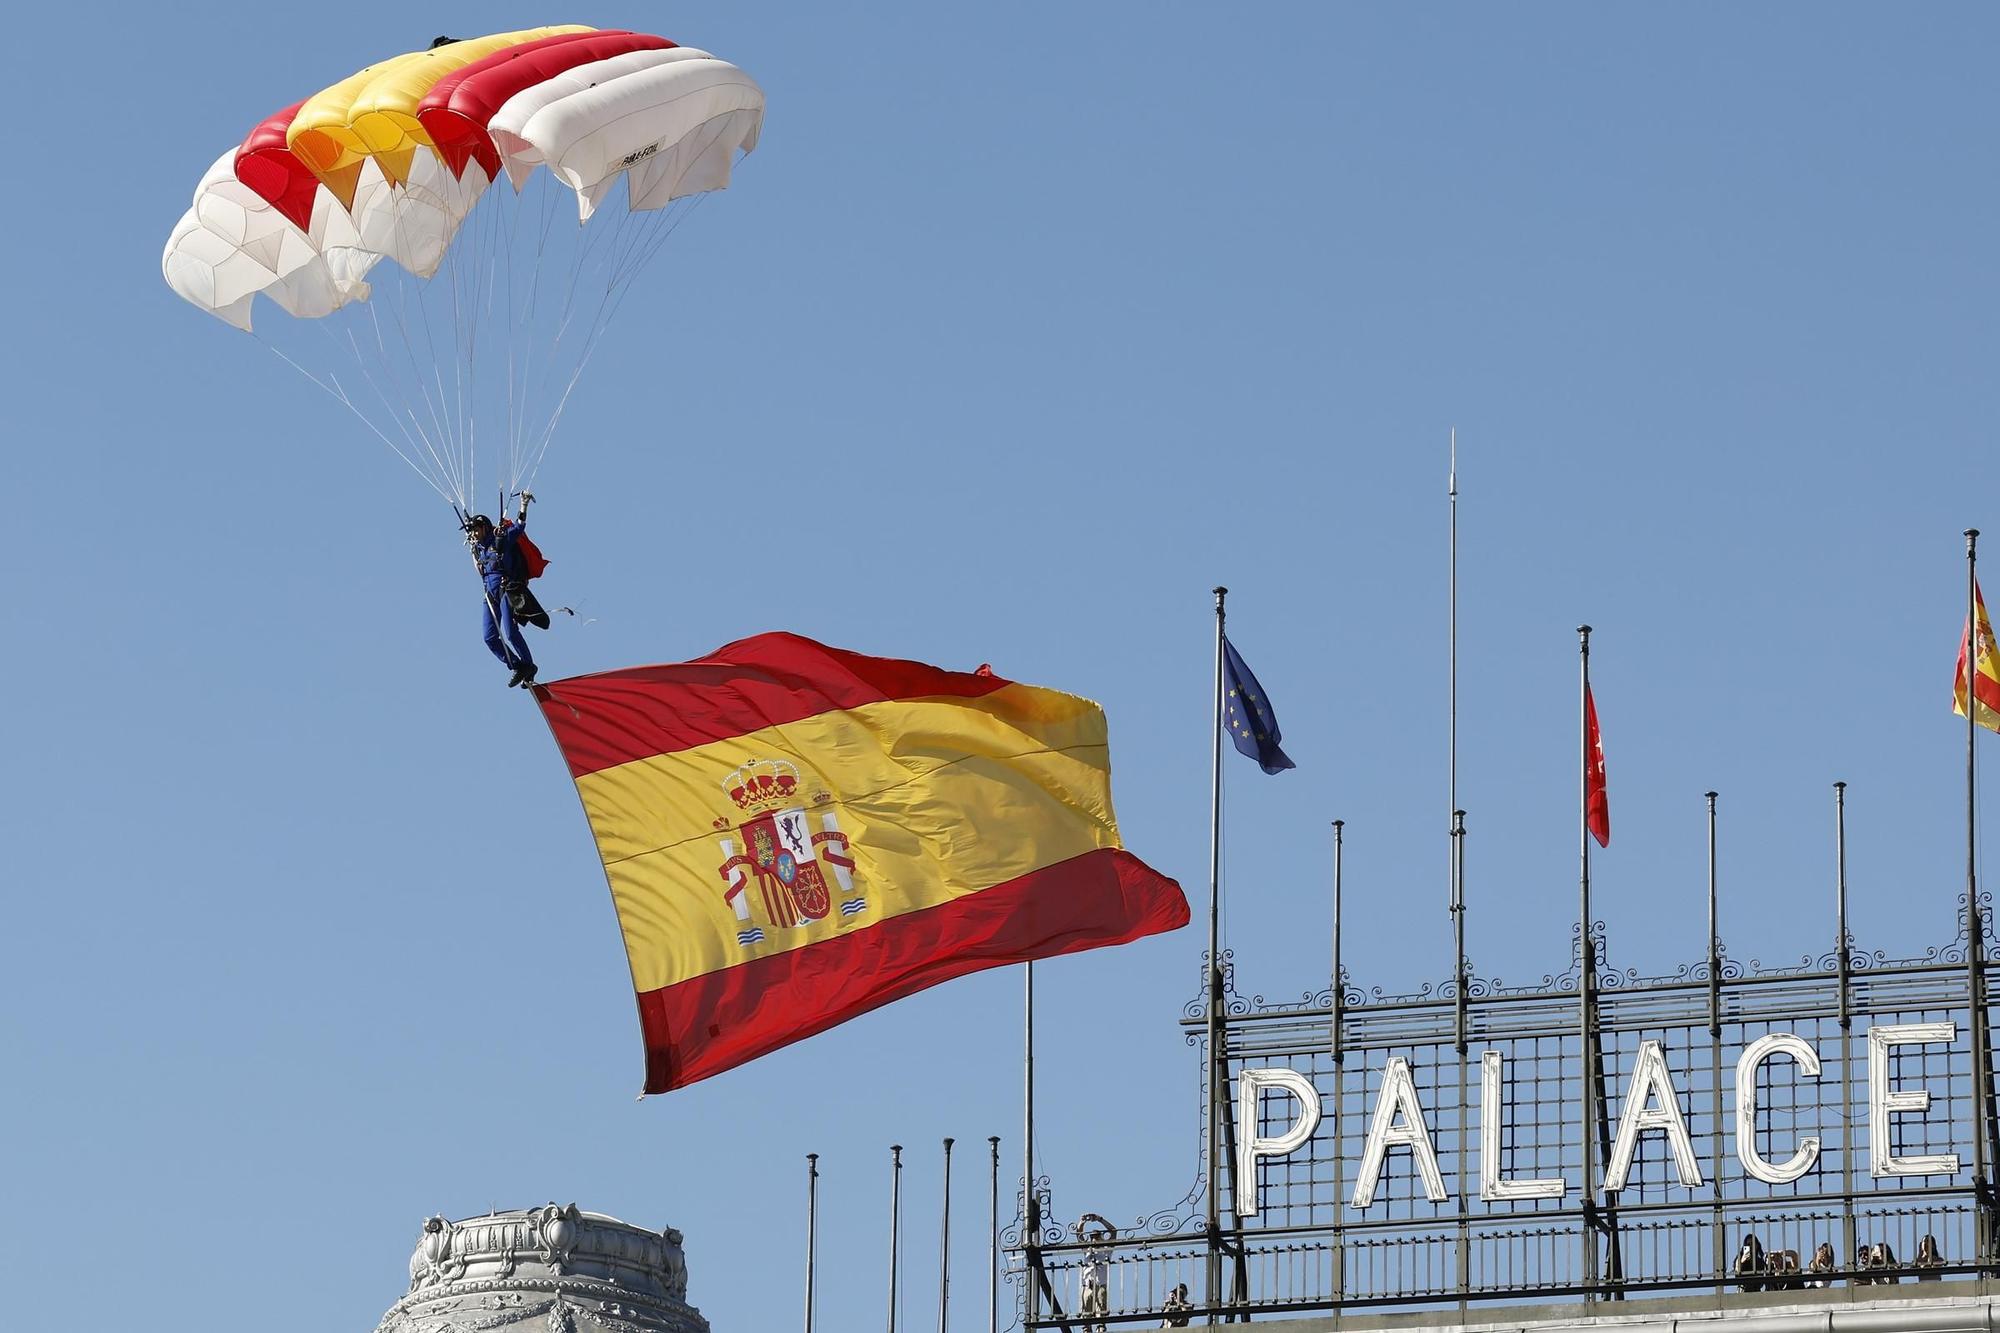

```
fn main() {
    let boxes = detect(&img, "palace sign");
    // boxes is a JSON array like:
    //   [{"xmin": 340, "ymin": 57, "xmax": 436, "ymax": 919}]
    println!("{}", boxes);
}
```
[{"xmin": 1237, "ymin": 1023, "xmax": 1963, "ymax": 1216}]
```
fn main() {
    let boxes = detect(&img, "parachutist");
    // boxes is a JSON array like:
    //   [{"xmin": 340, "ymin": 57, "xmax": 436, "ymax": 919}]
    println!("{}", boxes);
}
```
[{"xmin": 467, "ymin": 494, "xmax": 551, "ymax": 687}]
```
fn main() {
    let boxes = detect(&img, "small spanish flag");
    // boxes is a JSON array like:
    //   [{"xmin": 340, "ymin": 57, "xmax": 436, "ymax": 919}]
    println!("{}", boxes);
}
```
[
  {"xmin": 1955, "ymin": 580, "xmax": 2000, "ymax": 734},
  {"xmin": 535, "ymin": 633, "xmax": 1188, "ymax": 1092}
]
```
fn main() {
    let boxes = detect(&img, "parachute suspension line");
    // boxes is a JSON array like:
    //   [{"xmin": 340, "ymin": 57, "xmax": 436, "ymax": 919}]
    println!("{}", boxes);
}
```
[
  {"xmin": 508, "ymin": 168, "xmax": 565, "ymax": 492},
  {"xmin": 524, "ymin": 179, "xmax": 609, "ymax": 488},
  {"xmin": 500, "ymin": 170, "xmax": 526, "ymax": 511},
  {"xmin": 380, "ymin": 264, "xmax": 465, "ymax": 506},
  {"xmin": 368, "ymin": 293, "xmax": 466, "ymax": 506},
  {"xmin": 519, "ymin": 191, "xmax": 711, "ymax": 495},
  {"xmin": 372, "ymin": 175, "xmax": 469, "ymax": 505},
  {"xmin": 517, "ymin": 193, "xmax": 651, "ymax": 492},
  {"xmin": 335, "ymin": 317, "xmax": 459, "ymax": 498},
  {"xmin": 442, "ymin": 192, "xmax": 473, "ymax": 515},
  {"xmin": 348, "ymin": 308, "xmax": 460, "ymax": 504},
  {"xmin": 372, "ymin": 284, "xmax": 453, "ymax": 503},
  {"xmin": 444, "ymin": 175, "xmax": 499, "ymax": 515},
  {"xmin": 255, "ymin": 335, "xmax": 457, "ymax": 505},
  {"xmin": 392, "ymin": 203, "xmax": 465, "ymax": 506},
  {"xmin": 521, "ymin": 184, "xmax": 712, "ymax": 492},
  {"xmin": 313, "ymin": 308, "xmax": 458, "ymax": 504},
  {"xmin": 519, "ymin": 189, "xmax": 715, "ymax": 493}
]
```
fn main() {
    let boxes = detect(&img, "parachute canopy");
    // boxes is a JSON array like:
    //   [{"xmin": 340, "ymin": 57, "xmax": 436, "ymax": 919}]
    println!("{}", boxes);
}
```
[{"xmin": 163, "ymin": 28, "xmax": 764, "ymax": 510}]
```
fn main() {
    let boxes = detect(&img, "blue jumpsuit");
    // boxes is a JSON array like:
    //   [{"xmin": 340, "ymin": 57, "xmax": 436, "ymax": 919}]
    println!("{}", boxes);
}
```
[{"xmin": 475, "ymin": 525, "xmax": 534, "ymax": 672}]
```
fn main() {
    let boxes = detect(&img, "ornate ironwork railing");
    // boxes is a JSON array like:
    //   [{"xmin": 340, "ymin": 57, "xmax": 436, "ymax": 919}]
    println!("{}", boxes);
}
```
[{"xmin": 1004, "ymin": 920, "xmax": 1999, "ymax": 1329}]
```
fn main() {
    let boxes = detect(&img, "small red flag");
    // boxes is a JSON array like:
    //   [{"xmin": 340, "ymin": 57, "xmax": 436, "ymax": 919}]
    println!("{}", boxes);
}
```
[{"xmin": 1585, "ymin": 684, "xmax": 1610, "ymax": 848}]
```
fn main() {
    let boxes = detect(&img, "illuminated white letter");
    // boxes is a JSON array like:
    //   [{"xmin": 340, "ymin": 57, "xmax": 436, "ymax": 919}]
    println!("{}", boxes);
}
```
[
  {"xmin": 1868, "ymin": 1022, "xmax": 1962, "ymax": 1178},
  {"xmin": 1735, "ymin": 1033, "xmax": 1822, "ymax": 1185},
  {"xmin": 1235, "ymin": 1068, "xmax": 1321, "ymax": 1217},
  {"xmin": 1480, "ymin": 1050, "xmax": 1568, "ymax": 1201},
  {"xmin": 1605, "ymin": 1040, "xmax": 1703, "ymax": 1191},
  {"xmin": 1351, "ymin": 1056, "xmax": 1448, "ymax": 1207}
]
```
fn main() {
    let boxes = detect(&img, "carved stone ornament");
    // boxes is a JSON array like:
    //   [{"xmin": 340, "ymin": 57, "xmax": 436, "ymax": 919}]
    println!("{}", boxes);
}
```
[
  {"xmin": 537, "ymin": 1203, "xmax": 584, "ymax": 1271},
  {"xmin": 660, "ymin": 1229, "xmax": 688, "ymax": 1302},
  {"xmin": 375, "ymin": 1208, "xmax": 706, "ymax": 1333}
]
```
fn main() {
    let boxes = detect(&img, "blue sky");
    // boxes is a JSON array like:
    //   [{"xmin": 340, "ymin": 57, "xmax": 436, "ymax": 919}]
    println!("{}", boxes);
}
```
[{"xmin": 2, "ymin": 5, "xmax": 1995, "ymax": 1329}]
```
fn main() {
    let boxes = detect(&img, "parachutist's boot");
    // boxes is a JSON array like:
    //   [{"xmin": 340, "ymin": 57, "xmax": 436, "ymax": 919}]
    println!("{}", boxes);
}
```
[
  {"xmin": 507, "ymin": 664, "xmax": 529, "ymax": 688},
  {"xmin": 519, "ymin": 663, "xmax": 539, "ymax": 687}
]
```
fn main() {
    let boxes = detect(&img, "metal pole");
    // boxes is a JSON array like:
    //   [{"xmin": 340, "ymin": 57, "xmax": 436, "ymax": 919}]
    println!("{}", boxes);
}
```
[
  {"xmin": 1023, "ymin": 965, "xmax": 1039, "ymax": 1327},
  {"xmin": 1578, "ymin": 625, "xmax": 1597, "ymax": 1300},
  {"xmin": 1206, "ymin": 584, "xmax": 1229, "ymax": 1318},
  {"xmin": 1835, "ymin": 782, "xmax": 1852, "ymax": 1022},
  {"xmin": 1331, "ymin": 820, "xmax": 1345, "ymax": 1063},
  {"xmin": 1456, "ymin": 446, "xmax": 1472, "ymax": 1304},
  {"xmin": 1452, "ymin": 810, "xmax": 1468, "ymax": 1052},
  {"xmin": 1330, "ymin": 819, "xmax": 1347, "ymax": 1305},
  {"xmin": 890, "ymin": 1144, "xmax": 904, "ymax": 1333},
  {"xmin": 988, "ymin": 1136, "xmax": 1001, "ymax": 1333},
  {"xmin": 1965, "ymin": 529, "xmax": 1992, "ymax": 1268},
  {"xmin": 1835, "ymin": 781, "xmax": 1857, "ymax": 1272},
  {"xmin": 1706, "ymin": 793, "xmax": 1722, "ymax": 1036},
  {"xmin": 1705, "ymin": 793, "xmax": 1724, "ymax": 1292},
  {"xmin": 1450, "ymin": 807, "xmax": 1470, "ymax": 1312},
  {"xmin": 940, "ymin": 1137, "xmax": 955, "ymax": 1333},
  {"xmin": 806, "ymin": 1154, "xmax": 820, "ymax": 1333},
  {"xmin": 1449, "ymin": 429, "xmax": 1459, "ymax": 904}
]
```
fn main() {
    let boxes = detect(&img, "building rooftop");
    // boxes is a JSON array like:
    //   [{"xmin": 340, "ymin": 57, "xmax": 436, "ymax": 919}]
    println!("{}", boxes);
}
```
[{"xmin": 372, "ymin": 1205, "xmax": 706, "ymax": 1333}]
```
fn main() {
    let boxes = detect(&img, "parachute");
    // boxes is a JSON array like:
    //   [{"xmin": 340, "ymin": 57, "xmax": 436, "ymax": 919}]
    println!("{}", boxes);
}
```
[{"xmin": 163, "ymin": 28, "xmax": 763, "ymax": 512}]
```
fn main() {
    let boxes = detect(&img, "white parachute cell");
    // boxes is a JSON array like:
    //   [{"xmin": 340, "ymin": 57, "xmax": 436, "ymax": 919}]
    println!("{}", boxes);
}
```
[
  {"xmin": 487, "ymin": 48, "xmax": 763, "ymax": 218},
  {"xmin": 162, "ymin": 150, "xmax": 377, "ymax": 329}
]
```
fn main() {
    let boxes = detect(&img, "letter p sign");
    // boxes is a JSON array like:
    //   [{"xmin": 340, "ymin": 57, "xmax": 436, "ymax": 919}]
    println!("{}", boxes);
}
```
[{"xmin": 1236, "ymin": 1068, "xmax": 1322, "ymax": 1217}]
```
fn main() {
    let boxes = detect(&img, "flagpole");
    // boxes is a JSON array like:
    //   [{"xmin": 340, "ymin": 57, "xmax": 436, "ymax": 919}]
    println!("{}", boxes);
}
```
[
  {"xmin": 1704, "ymin": 792, "xmax": 1725, "ymax": 1290},
  {"xmin": 1965, "ymin": 529, "xmax": 1992, "ymax": 1269},
  {"xmin": 805, "ymin": 1153, "xmax": 820, "ymax": 1333},
  {"xmin": 1023, "ymin": 964, "xmax": 1039, "ymax": 1326},
  {"xmin": 1577, "ymin": 625, "xmax": 1597, "ymax": 1299},
  {"xmin": 939, "ymin": 1137, "xmax": 955, "ymax": 1333},
  {"xmin": 1835, "ymin": 782, "xmax": 1851, "ymax": 1019},
  {"xmin": 1206, "ymin": 584, "xmax": 1228, "ymax": 1318},
  {"xmin": 988, "ymin": 1136, "xmax": 1001, "ymax": 1333},
  {"xmin": 1835, "ymin": 781, "xmax": 1857, "ymax": 1272},
  {"xmin": 1456, "ymin": 440, "xmax": 1472, "ymax": 1056},
  {"xmin": 1450, "ymin": 428, "xmax": 1459, "ymax": 900},
  {"xmin": 1330, "ymin": 820, "xmax": 1347, "ymax": 1304},
  {"xmin": 1705, "ymin": 792, "xmax": 1721, "ymax": 1036},
  {"xmin": 1452, "ymin": 810, "xmax": 1467, "ymax": 1049},
  {"xmin": 889, "ymin": 1144, "xmax": 905, "ymax": 1333}
]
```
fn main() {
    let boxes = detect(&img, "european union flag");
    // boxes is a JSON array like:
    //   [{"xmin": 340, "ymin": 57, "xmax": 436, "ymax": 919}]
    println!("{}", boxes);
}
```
[{"xmin": 1223, "ymin": 636, "xmax": 1294, "ymax": 774}]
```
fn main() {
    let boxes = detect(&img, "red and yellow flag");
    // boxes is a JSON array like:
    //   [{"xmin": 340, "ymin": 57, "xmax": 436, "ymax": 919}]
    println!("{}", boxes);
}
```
[
  {"xmin": 1956, "ymin": 580, "xmax": 2000, "ymax": 733},
  {"xmin": 535, "ymin": 633, "xmax": 1188, "ymax": 1092}
]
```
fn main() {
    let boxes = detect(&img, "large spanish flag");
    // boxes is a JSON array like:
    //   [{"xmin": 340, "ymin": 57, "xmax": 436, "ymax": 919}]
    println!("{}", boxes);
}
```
[{"xmin": 535, "ymin": 633, "xmax": 1188, "ymax": 1092}]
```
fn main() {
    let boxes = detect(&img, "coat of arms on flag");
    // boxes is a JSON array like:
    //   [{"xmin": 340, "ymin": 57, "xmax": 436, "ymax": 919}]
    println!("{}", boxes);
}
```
[{"xmin": 716, "ymin": 759, "xmax": 863, "ymax": 947}]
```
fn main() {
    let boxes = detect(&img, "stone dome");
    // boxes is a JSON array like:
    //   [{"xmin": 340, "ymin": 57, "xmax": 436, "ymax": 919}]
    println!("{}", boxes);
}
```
[{"xmin": 373, "ymin": 1204, "xmax": 707, "ymax": 1333}]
